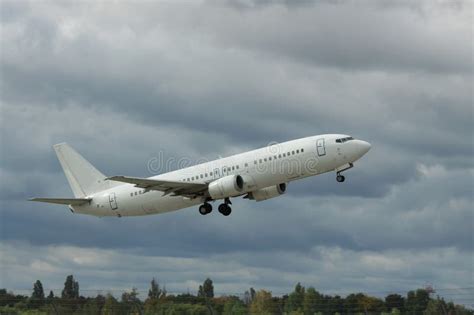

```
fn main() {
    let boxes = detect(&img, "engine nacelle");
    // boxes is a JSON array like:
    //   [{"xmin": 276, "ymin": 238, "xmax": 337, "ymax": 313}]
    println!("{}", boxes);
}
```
[
  {"xmin": 208, "ymin": 175, "xmax": 244, "ymax": 199},
  {"xmin": 248, "ymin": 183, "xmax": 286, "ymax": 201}
]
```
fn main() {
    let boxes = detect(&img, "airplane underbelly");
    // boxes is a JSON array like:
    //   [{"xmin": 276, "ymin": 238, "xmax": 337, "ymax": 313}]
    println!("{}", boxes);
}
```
[{"xmin": 144, "ymin": 194, "xmax": 202, "ymax": 215}]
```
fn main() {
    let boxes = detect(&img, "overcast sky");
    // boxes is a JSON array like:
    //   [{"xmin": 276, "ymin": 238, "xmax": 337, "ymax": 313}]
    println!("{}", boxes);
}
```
[{"xmin": 0, "ymin": 0, "xmax": 472, "ymax": 306}]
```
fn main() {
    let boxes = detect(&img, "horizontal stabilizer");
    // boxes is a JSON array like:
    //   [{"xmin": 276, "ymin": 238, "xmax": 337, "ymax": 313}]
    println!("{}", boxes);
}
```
[{"xmin": 29, "ymin": 198, "xmax": 91, "ymax": 206}]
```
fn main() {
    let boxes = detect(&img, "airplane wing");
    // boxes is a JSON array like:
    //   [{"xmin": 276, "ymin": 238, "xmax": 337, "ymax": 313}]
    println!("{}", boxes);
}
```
[
  {"xmin": 29, "ymin": 198, "xmax": 91, "ymax": 205},
  {"xmin": 106, "ymin": 176, "xmax": 208, "ymax": 197}
]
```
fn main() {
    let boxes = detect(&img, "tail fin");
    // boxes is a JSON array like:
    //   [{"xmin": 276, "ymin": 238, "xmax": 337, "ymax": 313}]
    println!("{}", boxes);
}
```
[{"xmin": 54, "ymin": 143, "xmax": 112, "ymax": 197}]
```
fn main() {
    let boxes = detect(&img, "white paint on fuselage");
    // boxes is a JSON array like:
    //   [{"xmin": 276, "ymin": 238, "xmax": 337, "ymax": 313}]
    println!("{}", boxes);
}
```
[{"xmin": 72, "ymin": 134, "xmax": 370, "ymax": 217}]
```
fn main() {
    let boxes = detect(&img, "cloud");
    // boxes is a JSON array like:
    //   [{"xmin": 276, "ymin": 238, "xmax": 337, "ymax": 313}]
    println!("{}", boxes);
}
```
[
  {"xmin": 1, "ymin": 241, "xmax": 471, "ymax": 306},
  {"xmin": 1, "ymin": 161, "xmax": 471, "ymax": 256},
  {"xmin": 0, "ymin": 0, "xmax": 472, "ymax": 305},
  {"xmin": 195, "ymin": 0, "xmax": 472, "ymax": 74}
]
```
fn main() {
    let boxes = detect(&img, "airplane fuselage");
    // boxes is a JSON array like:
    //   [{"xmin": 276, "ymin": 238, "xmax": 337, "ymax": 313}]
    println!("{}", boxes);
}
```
[{"xmin": 71, "ymin": 134, "xmax": 370, "ymax": 217}]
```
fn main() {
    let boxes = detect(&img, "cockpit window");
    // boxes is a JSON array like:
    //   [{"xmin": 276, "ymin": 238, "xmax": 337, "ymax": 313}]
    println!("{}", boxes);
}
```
[{"xmin": 336, "ymin": 136, "xmax": 354, "ymax": 143}]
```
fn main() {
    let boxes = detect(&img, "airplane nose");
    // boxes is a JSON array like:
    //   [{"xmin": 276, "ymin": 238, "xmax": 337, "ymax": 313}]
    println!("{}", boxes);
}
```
[{"xmin": 358, "ymin": 140, "xmax": 371, "ymax": 155}]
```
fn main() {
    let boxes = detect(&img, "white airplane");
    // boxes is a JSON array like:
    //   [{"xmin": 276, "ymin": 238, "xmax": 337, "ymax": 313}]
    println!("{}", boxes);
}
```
[{"xmin": 30, "ymin": 134, "xmax": 370, "ymax": 217}]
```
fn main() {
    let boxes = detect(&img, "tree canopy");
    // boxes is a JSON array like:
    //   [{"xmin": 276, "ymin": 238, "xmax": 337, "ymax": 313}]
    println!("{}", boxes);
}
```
[{"xmin": 0, "ymin": 275, "xmax": 472, "ymax": 315}]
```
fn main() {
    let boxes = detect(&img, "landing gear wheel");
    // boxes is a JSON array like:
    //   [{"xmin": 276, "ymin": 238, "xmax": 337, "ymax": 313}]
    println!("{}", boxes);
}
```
[
  {"xmin": 199, "ymin": 203, "xmax": 212, "ymax": 215},
  {"xmin": 336, "ymin": 174, "xmax": 345, "ymax": 183},
  {"xmin": 199, "ymin": 204, "xmax": 208, "ymax": 215},
  {"xmin": 218, "ymin": 203, "xmax": 232, "ymax": 216}
]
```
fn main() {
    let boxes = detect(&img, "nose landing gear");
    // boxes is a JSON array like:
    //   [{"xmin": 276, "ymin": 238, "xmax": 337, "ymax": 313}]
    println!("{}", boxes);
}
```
[
  {"xmin": 336, "ymin": 174, "xmax": 345, "ymax": 182},
  {"xmin": 336, "ymin": 162, "xmax": 353, "ymax": 183}
]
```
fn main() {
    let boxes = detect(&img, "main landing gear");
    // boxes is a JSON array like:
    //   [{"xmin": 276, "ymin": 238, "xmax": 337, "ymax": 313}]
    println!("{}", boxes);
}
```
[
  {"xmin": 336, "ymin": 162, "xmax": 354, "ymax": 183},
  {"xmin": 198, "ymin": 203, "xmax": 212, "ymax": 215},
  {"xmin": 218, "ymin": 197, "xmax": 232, "ymax": 216},
  {"xmin": 198, "ymin": 198, "xmax": 232, "ymax": 216}
]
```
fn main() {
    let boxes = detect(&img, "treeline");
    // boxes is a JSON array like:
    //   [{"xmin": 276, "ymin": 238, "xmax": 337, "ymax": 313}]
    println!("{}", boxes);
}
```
[{"xmin": 0, "ymin": 275, "xmax": 472, "ymax": 315}]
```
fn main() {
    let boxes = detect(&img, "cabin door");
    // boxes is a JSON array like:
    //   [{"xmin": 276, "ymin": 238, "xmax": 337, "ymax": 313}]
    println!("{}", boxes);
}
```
[
  {"xmin": 213, "ymin": 168, "xmax": 220, "ymax": 179},
  {"xmin": 316, "ymin": 138, "xmax": 326, "ymax": 157},
  {"xmin": 109, "ymin": 193, "xmax": 118, "ymax": 210}
]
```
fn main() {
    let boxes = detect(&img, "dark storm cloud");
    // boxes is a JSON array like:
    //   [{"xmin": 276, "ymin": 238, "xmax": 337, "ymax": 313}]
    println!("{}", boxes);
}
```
[
  {"xmin": 2, "ymin": 164, "xmax": 471, "ymax": 255},
  {"xmin": 0, "ymin": 0, "xmax": 472, "ymax": 301},
  {"xmin": 200, "ymin": 0, "xmax": 472, "ymax": 74}
]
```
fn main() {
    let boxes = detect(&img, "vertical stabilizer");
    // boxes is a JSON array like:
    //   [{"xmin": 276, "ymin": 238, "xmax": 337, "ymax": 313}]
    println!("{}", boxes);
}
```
[{"xmin": 53, "ymin": 143, "xmax": 110, "ymax": 197}]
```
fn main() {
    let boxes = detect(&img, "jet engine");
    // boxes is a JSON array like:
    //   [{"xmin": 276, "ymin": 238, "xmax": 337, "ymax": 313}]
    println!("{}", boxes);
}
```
[
  {"xmin": 248, "ymin": 183, "xmax": 286, "ymax": 201},
  {"xmin": 208, "ymin": 175, "xmax": 244, "ymax": 199}
]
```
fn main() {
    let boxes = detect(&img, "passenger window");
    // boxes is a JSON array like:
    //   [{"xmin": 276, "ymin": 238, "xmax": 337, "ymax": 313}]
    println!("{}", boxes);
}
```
[
  {"xmin": 264, "ymin": 158, "xmax": 267, "ymax": 162},
  {"xmin": 237, "ymin": 165, "xmax": 239, "ymax": 169},
  {"xmin": 283, "ymin": 153, "xmax": 286, "ymax": 157},
  {"xmin": 134, "ymin": 191, "xmax": 137, "ymax": 196},
  {"xmin": 232, "ymin": 166, "xmax": 235, "ymax": 170},
  {"xmin": 130, "ymin": 193, "xmax": 133, "ymax": 197},
  {"xmin": 200, "ymin": 174, "xmax": 203, "ymax": 179},
  {"xmin": 292, "ymin": 151, "xmax": 295, "ymax": 155},
  {"xmin": 296, "ymin": 150, "xmax": 299, "ymax": 154},
  {"xmin": 287, "ymin": 152, "xmax": 290, "ymax": 156},
  {"xmin": 259, "ymin": 159, "xmax": 262, "ymax": 163},
  {"xmin": 269, "ymin": 157, "xmax": 272, "ymax": 161},
  {"xmin": 301, "ymin": 148, "xmax": 304, "ymax": 152},
  {"xmin": 245, "ymin": 163, "xmax": 248, "ymax": 167},
  {"xmin": 279, "ymin": 154, "xmax": 282, "ymax": 158}
]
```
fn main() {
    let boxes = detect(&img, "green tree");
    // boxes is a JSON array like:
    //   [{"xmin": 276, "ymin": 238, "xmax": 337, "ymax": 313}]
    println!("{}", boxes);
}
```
[
  {"xmin": 421, "ymin": 296, "xmax": 473, "ymax": 315},
  {"xmin": 79, "ymin": 295, "xmax": 105, "ymax": 315},
  {"xmin": 61, "ymin": 275, "xmax": 79, "ymax": 299},
  {"xmin": 222, "ymin": 297, "xmax": 247, "ymax": 315},
  {"xmin": 101, "ymin": 293, "xmax": 118, "ymax": 315},
  {"xmin": 385, "ymin": 293, "xmax": 405, "ymax": 313},
  {"xmin": 1, "ymin": 289, "xmax": 28, "ymax": 308},
  {"xmin": 198, "ymin": 278, "xmax": 214, "ymax": 298},
  {"xmin": 249, "ymin": 290, "xmax": 277, "ymax": 315},
  {"xmin": 122, "ymin": 287, "xmax": 140, "ymax": 303},
  {"xmin": 285, "ymin": 282, "xmax": 305, "ymax": 313},
  {"xmin": 360, "ymin": 295, "xmax": 385, "ymax": 313},
  {"xmin": 303, "ymin": 287, "xmax": 322, "ymax": 315},
  {"xmin": 406, "ymin": 289, "xmax": 430, "ymax": 315},
  {"xmin": 423, "ymin": 299, "xmax": 444, "ymax": 315},
  {"xmin": 28, "ymin": 280, "xmax": 45, "ymax": 308},
  {"xmin": 326, "ymin": 295, "xmax": 343, "ymax": 314},
  {"xmin": 121, "ymin": 288, "xmax": 141, "ymax": 314},
  {"xmin": 32, "ymin": 280, "xmax": 45, "ymax": 300},
  {"xmin": 148, "ymin": 278, "xmax": 164, "ymax": 299},
  {"xmin": 244, "ymin": 287, "xmax": 257, "ymax": 305},
  {"xmin": 344, "ymin": 293, "xmax": 366, "ymax": 314},
  {"xmin": 250, "ymin": 287, "xmax": 256, "ymax": 301},
  {"xmin": 47, "ymin": 290, "xmax": 54, "ymax": 300}
]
